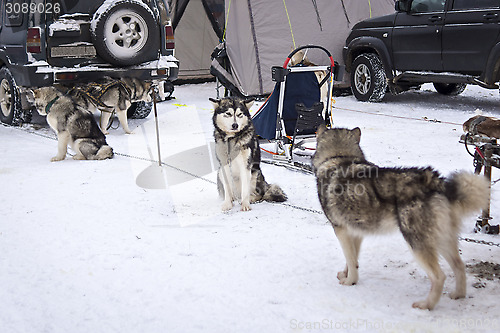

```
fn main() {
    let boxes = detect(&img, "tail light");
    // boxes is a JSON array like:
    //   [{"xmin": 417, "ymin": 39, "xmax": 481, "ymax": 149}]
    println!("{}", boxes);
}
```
[
  {"xmin": 165, "ymin": 25, "xmax": 174, "ymax": 50},
  {"xmin": 55, "ymin": 73, "xmax": 77, "ymax": 81},
  {"xmin": 27, "ymin": 27, "xmax": 41, "ymax": 53}
]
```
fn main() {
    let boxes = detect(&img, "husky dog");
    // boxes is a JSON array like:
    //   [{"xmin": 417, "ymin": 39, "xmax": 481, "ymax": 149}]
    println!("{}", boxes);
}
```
[
  {"xmin": 66, "ymin": 77, "xmax": 153, "ymax": 134},
  {"xmin": 210, "ymin": 97, "xmax": 287, "ymax": 211},
  {"xmin": 32, "ymin": 87, "xmax": 113, "ymax": 161},
  {"xmin": 312, "ymin": 125, "xmax": 489, "ymax": 310}
]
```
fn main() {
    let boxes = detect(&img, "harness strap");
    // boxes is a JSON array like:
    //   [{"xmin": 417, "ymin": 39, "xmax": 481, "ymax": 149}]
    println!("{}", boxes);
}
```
[
  {"xmin": 469, "ymin": 116, "xmax": 487, "ymax": 135},
  {"xmin": 45, "ymin": 96, "xmax": 60, "ymax": 114},
  {"xmin": 73, "ymin": 80, "xmax": 131, "ymax": 109}
]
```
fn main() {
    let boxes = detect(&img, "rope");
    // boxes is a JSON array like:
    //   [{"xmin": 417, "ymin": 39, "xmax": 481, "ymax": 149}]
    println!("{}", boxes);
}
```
[
  {"xmin": 368, "ymin": 0, "xmax": 372, "ymax": 18},
  {"xmin": 222, "ymin": 0, "xmax": 231, "ymax": 42},
  {"xmin": 334, "ymin": 106, "xmax": 463, "ymax": 126},
  {"xmin": 283, "ymin": 0, "xmax": 296, "ymax": 49}
]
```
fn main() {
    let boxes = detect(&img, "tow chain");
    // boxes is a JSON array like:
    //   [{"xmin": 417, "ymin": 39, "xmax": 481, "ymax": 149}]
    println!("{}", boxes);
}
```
[
  {"xmin": 459, "ymin": 237, "xmax": 500, "ymax": 248},
  {"xmin": 7, "ymin": 123, "xmax": 500, "ymax": 239}
]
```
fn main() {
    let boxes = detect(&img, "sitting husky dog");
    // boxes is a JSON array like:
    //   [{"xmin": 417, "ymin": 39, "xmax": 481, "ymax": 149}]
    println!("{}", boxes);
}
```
[
  {"xmin": 66, "ymin": 77, "xmax": 152, "ymax": 134},
  {"xmin": 312, "ymin": 125, "xmax": 489, "ymax": 310},
  {"xmin": 210, "ymin": 97, "xmax": 287, "ymax": 211},
  {"xmin": 33, "ymin": 87, "xmax": 113, "ymax": 161}
]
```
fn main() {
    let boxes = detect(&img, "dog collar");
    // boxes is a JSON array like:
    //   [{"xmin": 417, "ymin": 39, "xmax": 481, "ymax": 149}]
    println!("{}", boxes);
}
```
[{"xmin": 45, "ymin": 96, "xmax": 60, "ymax": 114}]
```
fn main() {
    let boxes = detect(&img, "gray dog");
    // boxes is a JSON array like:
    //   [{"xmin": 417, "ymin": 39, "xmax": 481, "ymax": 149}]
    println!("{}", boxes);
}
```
[
  {"xmin": 210, "ymin": 97, "xmax": 287, "ymax": 211},
  {"xmin": 312, "ymin": 125, "xmax": 489, "ymax": 310},
  {"xmin": 33, "ymin": 87, "xmax": 113, "ymax": 161}
]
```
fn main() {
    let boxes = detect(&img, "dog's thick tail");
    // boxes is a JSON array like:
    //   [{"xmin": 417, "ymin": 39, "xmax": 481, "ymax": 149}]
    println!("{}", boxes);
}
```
[
  {"xmin": 263, "ymin": 184, "xmax": 287, "ymax": 202},
  {"xmin": 96, "ymin": 145, "xmax": 114, "ymax": 160},
  {"xmin": 446, "ymin": 172, "xmax": 489, "ymax": 215}
]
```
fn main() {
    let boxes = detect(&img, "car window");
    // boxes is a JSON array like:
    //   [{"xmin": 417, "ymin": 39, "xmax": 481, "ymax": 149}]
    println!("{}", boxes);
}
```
[
  {"xmin": 452, "ymin": 0, "xmax": 500, "ymax": 10},
  {"xmin": 411, "ymin": 0, "xmax": 446, "ymax": 13}
]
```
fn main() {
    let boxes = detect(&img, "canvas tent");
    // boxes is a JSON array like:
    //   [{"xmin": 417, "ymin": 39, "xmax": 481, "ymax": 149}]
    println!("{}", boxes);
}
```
[
  {"xmin": 211, "ymin": 0, "xmax": 396, "ymax": 97},
  {"xmin": 170, "ymin": 0, "xmax": 225, "ymax": 79}
]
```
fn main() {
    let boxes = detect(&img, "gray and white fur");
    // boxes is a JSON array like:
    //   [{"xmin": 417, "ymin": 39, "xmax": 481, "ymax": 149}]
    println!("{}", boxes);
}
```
[
  {"xmin": 210, "ymin": 97, "xmax": 287, "ymax": 211},
  {"xmin": 65, "ymin": 77, "xmax": 152, "ymax": 134},
  {"xmin": 312, "ymin": 125, "xmax": 489, "ymax": 310},
  {"xmin": 33, "ymin": 86, "xmax": 113, "ymax": 161}
]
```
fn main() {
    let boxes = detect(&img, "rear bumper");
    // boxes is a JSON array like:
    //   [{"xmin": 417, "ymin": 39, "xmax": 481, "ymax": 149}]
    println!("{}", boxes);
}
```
[{"xmin": 12, "ymin": 55, "xmax": 179, "ymax": 88}]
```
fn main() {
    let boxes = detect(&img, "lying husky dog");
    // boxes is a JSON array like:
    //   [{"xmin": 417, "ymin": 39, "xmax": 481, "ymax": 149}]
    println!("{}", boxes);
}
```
[
  {"xmin": 66, "ymin": 77, "xmax": 152, "ymax": 134},
  {"xmin": 210, "ymin": 97, "xmax": 287, "ymax": 211},
  {"xmin": 33, "ymin": 87, "xmax": 113, "ymax": 161},
  {"xmin": 312, "ymin": 125, "xmax": 489, "ymax": 310}
]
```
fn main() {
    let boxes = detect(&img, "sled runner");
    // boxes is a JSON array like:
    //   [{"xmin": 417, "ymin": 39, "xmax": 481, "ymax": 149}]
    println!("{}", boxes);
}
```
[{"xmin": 251, "ymin": 45, "xmax": 339, "ymax": 173}]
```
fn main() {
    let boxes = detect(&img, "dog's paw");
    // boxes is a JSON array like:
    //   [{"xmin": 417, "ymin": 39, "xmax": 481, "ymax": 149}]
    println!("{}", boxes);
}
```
[
  {"xmin": 102, "ymin": 130, "xmax": 110, "ymax": 135},
  {"xmin": 125, "ymin": 130, "xmax": 133, "ymax": 134},
  {"xmin": 50, "ymin": 156, "xmax": 65, "ymax": 162},
  {"xmin": 338, "ymin": 277, "xmax": 357, "ymax": 286},
  {"xmin": 412, "ymin": 300, "xmax": 433, "ymax": 310},
  {"xmin": 73, "ymin": 154, "xmax": 85, "ymax": 160},
  {"xmin": 221, "ymin": 201, "xmax": 233, "ymax": 212},
  {"xmin": 337, "ymin": 270, "xmax": 348, "ymax": 280},
  {"xmin": 241, "ymin": 202, "xmax": 252, "ymax": 211},
  {"xmin": 449, "ymin": 291, "xmax": 466, "ymax": 300}
]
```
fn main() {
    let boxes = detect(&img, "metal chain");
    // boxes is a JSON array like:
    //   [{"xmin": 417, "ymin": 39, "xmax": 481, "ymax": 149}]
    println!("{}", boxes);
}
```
[
  {"xmin": 11, "ymin": 123, "xmax": 500, "ymax": 231},
  {"xmin": 278, "ymin": 202, "xmax": 323, "ymax": 214},
  {"xmin": 114, "ymin": 152, "xmax": 217, "ymax": 185},
  {"xmin": 459, "ymin": 237, "xmax": 500, "ymax": 248}
]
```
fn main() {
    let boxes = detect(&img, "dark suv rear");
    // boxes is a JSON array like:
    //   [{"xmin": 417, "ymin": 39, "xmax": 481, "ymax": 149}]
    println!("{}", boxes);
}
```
[
  {"xmin": 343, "ymin": 0, "xmax": 500, "ymax": 102},
  {"xmin": 0, "ymin": 0, "xmax": 178, "ymax": 125}
]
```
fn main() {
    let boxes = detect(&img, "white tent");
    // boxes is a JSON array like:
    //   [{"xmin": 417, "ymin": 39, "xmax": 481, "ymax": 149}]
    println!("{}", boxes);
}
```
[
  {"xmin": 170, "ymin": 0, "xmax": 224, "ymax": 79},
  {"xmin": 212, "ymin": 0, "xmax": 396, "ymax": 96}
]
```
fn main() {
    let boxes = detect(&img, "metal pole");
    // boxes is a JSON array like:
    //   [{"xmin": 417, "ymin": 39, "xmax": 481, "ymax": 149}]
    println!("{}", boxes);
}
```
[{"xmin": 153, "ymin": 86, "xmax": 162, "ymax": 167}]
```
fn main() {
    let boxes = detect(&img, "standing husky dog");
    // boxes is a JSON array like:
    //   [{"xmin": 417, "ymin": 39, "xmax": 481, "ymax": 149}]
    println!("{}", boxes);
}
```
[
  {"xmin": 67, "ymin": 77, "xmax": 152, "ymax": 134},
  {"xmin": 210, "ymin": 97, "xmax": 287, "ymax": 211},
  {"xmin": 313, "ymin": 125, "xmax": 489, "ymax": 310},
  {"xmin": 33, "ymin": 87, "xmax": 113, "ymax": 161}
]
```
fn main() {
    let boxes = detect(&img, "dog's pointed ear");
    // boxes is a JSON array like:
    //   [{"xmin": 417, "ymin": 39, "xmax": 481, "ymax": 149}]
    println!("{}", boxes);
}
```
[
  {"xmin": 244, "ymin": 99, "xmax": 254, "ymax": 111},
  {"xmin": 352, "ymin": 127, "xmax": 361, "ymax": 142},
  {"xmin": 316, "ymin": 124, "xmax": 327, "ymax": 137},
  {"xmin": 209, "ymin": 98, "xmax": 220, "ymax": 109}
]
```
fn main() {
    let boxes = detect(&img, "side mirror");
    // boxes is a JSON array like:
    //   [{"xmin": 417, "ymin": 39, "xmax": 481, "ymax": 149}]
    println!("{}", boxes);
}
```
[{"xmin": 395, "ymin": 0, "xmax": 410, "ymax": 12}]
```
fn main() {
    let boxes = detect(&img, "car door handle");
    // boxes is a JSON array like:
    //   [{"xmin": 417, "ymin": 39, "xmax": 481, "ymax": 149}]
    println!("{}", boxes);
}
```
[
  {"xmin": 484, "ymin": 13, "xmax": 499, "ymax": 21},
  {"xmin": 428, "ymin": 15, "xmax": 442, "ymax": 22}
]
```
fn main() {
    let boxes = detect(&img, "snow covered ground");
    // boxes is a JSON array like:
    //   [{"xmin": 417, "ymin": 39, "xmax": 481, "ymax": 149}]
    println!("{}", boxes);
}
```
[{"xmin": 1, "ymin": 82, "xmax": 500, "ymax": 332}]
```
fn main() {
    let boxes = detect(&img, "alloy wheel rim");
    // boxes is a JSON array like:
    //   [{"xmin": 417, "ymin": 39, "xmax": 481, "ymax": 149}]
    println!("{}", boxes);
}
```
[
  {"xmin": 0, "ymin": 78, "xmax": 12, "ymax": 118},
  {"xmin": 354, "ymin": 63, "xmax": 371, "ymax": 95},
  {"xmin": 104, "ymin": 9, "xmax": 149, "ymax": 58}
]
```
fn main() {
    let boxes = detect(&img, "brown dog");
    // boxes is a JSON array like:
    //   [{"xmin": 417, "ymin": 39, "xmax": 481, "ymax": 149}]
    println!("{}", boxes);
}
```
[{"xmin": 463, "ymin": 115, "xmax": 500, "ymax": 139}]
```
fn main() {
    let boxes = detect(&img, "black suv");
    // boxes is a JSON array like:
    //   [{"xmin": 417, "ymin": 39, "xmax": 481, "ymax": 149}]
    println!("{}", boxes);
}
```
[
  {"xmin": 343, "ymin": 0, "xmax": 500, "ymax": 102},
  {"xmin": 0, "ymin": 0, "xmax": 178, "ymax": 125}
]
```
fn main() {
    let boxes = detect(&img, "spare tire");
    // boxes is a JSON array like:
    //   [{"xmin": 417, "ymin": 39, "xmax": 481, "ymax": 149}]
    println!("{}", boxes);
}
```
[{"xmin": 91, "ymin": 0, "xmax": 159, "ymax": 66}]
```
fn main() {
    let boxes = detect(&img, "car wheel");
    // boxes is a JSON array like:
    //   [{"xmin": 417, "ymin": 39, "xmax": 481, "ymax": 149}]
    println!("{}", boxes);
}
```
[
  {"xmin": 127, "ymin": 101, "xmax": 152, "ymax": 119},
  {"xmin": 433, "ymin": 83, "xmax": 467, "ymax": 96},
  {"xmin": 351, "ymin": 53, "xmax": 387, "ymax": 102},
  {"xmin": 0, "ymin": 67, "xmax": 23, "ymax": 125},
  {"xmin": 91, "ymin": 0, "xmax": 159, "ymax": 66}
]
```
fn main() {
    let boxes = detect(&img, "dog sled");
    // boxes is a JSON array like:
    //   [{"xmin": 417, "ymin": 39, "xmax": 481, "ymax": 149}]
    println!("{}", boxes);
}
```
[
  {"xmin": 461, "ymin": 115, "xmax": 500, "ymax": 234},
  {"xmin": 251, "ymin": 45, "xmax": 339, "ymax": 173}
]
